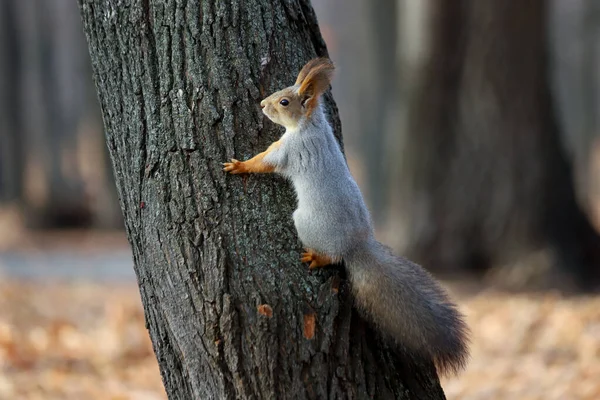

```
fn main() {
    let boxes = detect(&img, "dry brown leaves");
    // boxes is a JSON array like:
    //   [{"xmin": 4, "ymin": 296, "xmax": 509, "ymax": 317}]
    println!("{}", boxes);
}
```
[
  {"xmin": 0, "ymin": 280, "xmax": 165, "ymax": 400},
  {"xmin": 1, "ymin": 278, "xmax": 600, "ymax": 399},
  {"xmin": 443, "ymin": 288, "xmax": 600, "ymax": 400}
]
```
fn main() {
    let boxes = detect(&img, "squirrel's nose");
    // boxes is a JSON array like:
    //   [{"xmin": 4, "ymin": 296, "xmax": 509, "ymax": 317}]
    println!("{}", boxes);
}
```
[{"xmin": 260, "ymin": 100, "xmax": 266, "ymax": 109}]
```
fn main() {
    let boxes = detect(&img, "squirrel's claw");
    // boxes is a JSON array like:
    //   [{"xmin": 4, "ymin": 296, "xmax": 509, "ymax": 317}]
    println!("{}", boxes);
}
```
[
  {"xmin": 300, "ymin": 252, "xmax": 313, "ymax": 263},
  {"xmin": 301, "ymin": 250, "xmax": 330, "ymax": 270},
  {"xmin": 223, "ymin": 159, "xmax": 246, "ymax": 174}
]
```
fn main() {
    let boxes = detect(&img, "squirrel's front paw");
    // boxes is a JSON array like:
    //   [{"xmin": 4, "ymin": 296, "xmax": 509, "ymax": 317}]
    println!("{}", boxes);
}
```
[{"xmin": 223, "ymin": 159, "xmax": 247, "ymax": 174}]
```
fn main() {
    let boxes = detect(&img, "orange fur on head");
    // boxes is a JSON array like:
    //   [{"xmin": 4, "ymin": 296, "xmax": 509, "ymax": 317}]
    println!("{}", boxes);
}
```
[
  {"xmin": 295, "ymin": 58, "xmax": 334, "ymax": 116},
  {"xmin": 295, "ymin": 58, "xmax": 331, "ymax": 86}
]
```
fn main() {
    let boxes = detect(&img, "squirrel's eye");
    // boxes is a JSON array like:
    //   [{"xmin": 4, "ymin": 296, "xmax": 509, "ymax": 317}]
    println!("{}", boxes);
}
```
[{"xmin": 279, "ymin": 99, "xmax": 289, "ymax": 106}]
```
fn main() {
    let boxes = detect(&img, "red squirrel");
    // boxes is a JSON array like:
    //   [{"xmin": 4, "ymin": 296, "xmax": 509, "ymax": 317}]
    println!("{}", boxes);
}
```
[{"xmin": 224, "ymin": 58, "xmax": 470, "ymax": 375}]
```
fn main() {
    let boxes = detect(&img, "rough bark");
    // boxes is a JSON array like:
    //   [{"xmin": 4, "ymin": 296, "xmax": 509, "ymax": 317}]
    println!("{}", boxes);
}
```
[
  {"xmin": 396, "ymin": 0, "xmax": 600, "ymax": 288},
  {"xmin": 79, "ymin": 0, "xmax": 446, "ymax": 399}
]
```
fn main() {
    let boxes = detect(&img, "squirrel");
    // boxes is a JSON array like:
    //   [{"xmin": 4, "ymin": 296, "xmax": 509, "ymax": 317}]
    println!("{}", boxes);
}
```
[{"xmin": 223, "ymin": 57, "xmax": 470, "ymax": 375}]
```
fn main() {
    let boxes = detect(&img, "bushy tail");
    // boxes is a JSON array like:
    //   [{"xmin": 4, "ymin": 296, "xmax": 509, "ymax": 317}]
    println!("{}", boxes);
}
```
[{"xmin": 345, "ymin": 238, "xmax": 470, "ymax": 375}]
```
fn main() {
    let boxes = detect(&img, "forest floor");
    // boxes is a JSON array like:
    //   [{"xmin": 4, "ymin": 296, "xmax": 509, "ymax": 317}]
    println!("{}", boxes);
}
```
[
  {"xmin": 1, "ymin": 232, "xmax": 600, "ymax": 399},
  {"xmin": 442, "ymin": 287, "xmax": 600, "ymax": 400}
]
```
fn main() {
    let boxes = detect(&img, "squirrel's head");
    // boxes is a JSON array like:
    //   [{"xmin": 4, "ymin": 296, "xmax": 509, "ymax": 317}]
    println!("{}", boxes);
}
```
[{"xmin": 260, "ymin": 57, "xmax": 334, "ymax": 130}]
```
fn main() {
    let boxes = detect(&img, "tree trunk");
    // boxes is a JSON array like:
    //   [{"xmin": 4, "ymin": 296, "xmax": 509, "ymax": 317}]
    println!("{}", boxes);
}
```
[
  {"xmin": 79, "ymin": 1, "xmax": 446, "ymax": 399},
  {"xmin": 311, "ymin": 0, "xmax": 398, "ymax": 225},
  {"xmin": 349, "ymin": 0, "xmax": 398, "ymax": 225},
  {"xmin": 0, "ymin": 0, "xmax": 22, "ymax": 203},
  {"xmin": 549, "ymin": 0, "xmax": 600, "ymax": 228},
  {"xmin": 396, "ymin": 0, "xmax": 600, "ymax": 288},
  {"xmin": 0, "ymin": 0, "xmax": 121, "ymax": 229}
]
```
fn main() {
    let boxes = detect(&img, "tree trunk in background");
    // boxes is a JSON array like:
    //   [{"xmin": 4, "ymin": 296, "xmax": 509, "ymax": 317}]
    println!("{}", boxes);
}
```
[
  {"xmin": 79, "ymin": 1, "xmax": 446, "ymax": 399},
  {"xmin": 356, "ymin": 0, "xmax": 398, "ymax": 225},
  {"xmin": 0, "ymin": 0, "xmax": 22, "ymax": 203},
  {"xmin": 311, "ymin": 0, "xmax": 398, "ymax": 225},
  {"xmin": 549, "ymin": 0, "xmax": 600, "ymax": 229},
  {"xmin": 0, "ymin": 0, "xmax": 121, "ymax": 229},
  {"xmin": 397, "ymin": 0, "xmax": 600, "ymax": 288}
]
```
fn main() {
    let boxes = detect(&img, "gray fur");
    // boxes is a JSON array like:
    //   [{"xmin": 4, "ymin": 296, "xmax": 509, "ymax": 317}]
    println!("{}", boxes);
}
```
[
  {"xmin": 264, "ymin": 102, "xmax": 470, "ymax": 375},
  {"xmin": 346, "ymin": 238, "xmax": 469, "ymax": 374},
  {"xmin": 265, "ymin": 106, "xmax": 372, "ymax": 257}
]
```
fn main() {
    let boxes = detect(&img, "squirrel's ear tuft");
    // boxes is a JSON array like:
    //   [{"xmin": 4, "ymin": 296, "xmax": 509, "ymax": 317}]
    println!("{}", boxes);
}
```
[{"xmin": 295, "ymin": 58, "xmax": 334, "ymax": 114}]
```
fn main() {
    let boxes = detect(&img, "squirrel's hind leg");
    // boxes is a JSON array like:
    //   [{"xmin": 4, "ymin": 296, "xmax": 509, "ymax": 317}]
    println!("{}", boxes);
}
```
[{"xmin": 301, "ymin": 249, "xmax": 340, "ymax": 270}]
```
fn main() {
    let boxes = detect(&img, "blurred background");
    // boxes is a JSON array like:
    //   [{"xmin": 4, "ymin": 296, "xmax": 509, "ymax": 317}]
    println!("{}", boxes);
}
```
[{"xmin": 1, "ymin": 0, "xmax": 600, "ymax": 399}]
